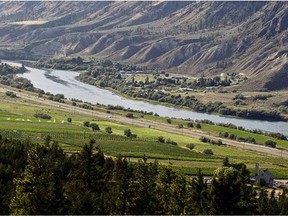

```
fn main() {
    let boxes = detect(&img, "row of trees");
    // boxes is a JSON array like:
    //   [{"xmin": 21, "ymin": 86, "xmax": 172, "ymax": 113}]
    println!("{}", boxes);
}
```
[
  {"xmin": 1, "ymin": 136, "xmax": 288, "ymax": 215},
  {"xmin": 199, "ymin": 120, "xmax": 287, "ymax": 140}
]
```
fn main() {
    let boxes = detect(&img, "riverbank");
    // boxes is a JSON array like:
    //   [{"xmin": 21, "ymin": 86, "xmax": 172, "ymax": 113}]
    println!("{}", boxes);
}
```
[
  {"xmin": 26, "ymin": 57, "xmax": 287, "ymax": 122},
  {"xmin": 3, "ymin": 60, "xmax": 288, "ymax": 136},
  {"xmin": 78, "ymin": 72, "xmax": 286, "ymax": 122}
]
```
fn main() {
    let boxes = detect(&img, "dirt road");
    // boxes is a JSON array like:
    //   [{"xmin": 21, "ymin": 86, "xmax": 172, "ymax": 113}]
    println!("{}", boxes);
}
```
[{"xmin": 1, "ymin": 84, "xmax": 287, "ymax": 159}]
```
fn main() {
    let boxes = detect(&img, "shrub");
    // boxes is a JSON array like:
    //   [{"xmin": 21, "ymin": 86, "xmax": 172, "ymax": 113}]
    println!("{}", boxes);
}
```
[
  {"xmin": 195, "ymin": 123, "xmax": 201, "ymax": 129},
  {"xmin": 200, "ymin": 136, "xmax": 210, "ymax": 143},
  {"xmin": 178, "ymin": 124, "xmax": 183, "ymax": 129},
  {"xmin": 233, "ymin": 94, "xmax": 245, "ymax": 100},
  {"xmin": 253, "ymin": 94, "xmax": 272, "ymax": 101},
  {"xmin": 203, "ymin": 149, "xmax": 214, "ymax": 155},
  {"xmin": 90, "ymin": 123, "xmax": 100, "ymax": 131},
  {"xmin": 219, "ymin": 132, "xmax": 229, "ymax": 138},
  {"xmin": 187, "ymin": 122, "xmax": 194, "ymax": 128},
  {"xmin": 157, "ymin": 136, "xmax": 165, "ymax": 143},
  {"xmin": 186, "ymin": 143, "xmax": 195, "ymax": 150},
  {"xmin": 130, "ymin": 134, "xmax": 137, "ymax": 138},
  {"xmin": 228, "ymin": 133, "xmax": 237, "ymax": 140},
  {"xmin": 105, "ymin": 127, "xmax": 112, "ymax": 134},
  {"xmin": 166, "ymin": 138, "xmax": 177, "ymax": 145},
  {"xmin": 83, "ymin": 121, "xmax": 90, "ymax": 127},
  {"xmin": 217, "ymin": 139, "xmax": 223, "ymax": 145},
  {"xmin": 124, "ymin": 129, "xmax": 132, "ymax": 137},
  {"xmin": 5, "ymin": 91, "xmax": 17, "ymax": 98},
  {"xmin": 265, "ymin": 140, "xmax": 277, "ymax": 148},
  {"xmin": 124, "ymin": 129, "xmax": 137, "ymax": 138},
  {"xmin": 237, "ymin": 137, "xmax": 246, "ymax": 142},
  {"xmin": 67, "ymin": 117, "xmax": 72, "ymax": 123},
  {"xmin": 246, "ymin": 137, "xmax": 256, "ymax": 144},
  {"xmin": 166, "ymin": 119, "xmax": 172, "ymax": 124},
  {"xmin": 44, "ymin": 135, "xmax": 52, "ymax": 146},
  {"xmin": 126, "ymin": 113, "xmax": 134, "ymax": 118},
  {"xmin": 34, "ymin": 113, "xmax": 51, "ymax": 120}
]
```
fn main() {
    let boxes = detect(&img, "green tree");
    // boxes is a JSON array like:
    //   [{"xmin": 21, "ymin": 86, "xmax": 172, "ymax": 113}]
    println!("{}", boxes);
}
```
[
  {"xmin": 257, "ymin": 189, "xmax": 269, "ymax": 214},
  {"xmin": 157, "ymin": 136, "xmax": 165, "ymax": 143},
  {"xmin": 235, "ymin": 164, "xmax": 257, "ymax": 214},
  {"xmin": 278, "ymin": 190, "xmax": 288, "ymax": 215},
  {"xmin": 10, "ymin": 144, "xmax": 67, "ymax": 215},
  {"xmin": 65, "ymin": 142, "xmax": 107, "ymax": 215},
  {"xmin": 187, "ymin": 122, "xmax": 194, "ymax": 127},
  {"xmin": 108, "ymin": 157, "xmax": 134, "ymax": 214},
  {"xmin": 105, "ymin": 127, "xmax": 112, "ymax": 134},
  {"xmin": 265, "ymin": 140, "xmax": 277, "ymax": 148},
  {"xmin": 44, "ymin": 135, "xmax": 52, "ymax": 146},
  {"xmin": 83, "ymin": 121, "xmax": 90, "ymax": 127},
  {"xmin": 203, "ymin": 149, "xmax": 213, "ymax": 155},
  {"xmin": 209, "ymin": 166, "xmax": 256, "ymax": 215},
  {"xmin": 185, "ymin": 170, "xmax": 210, "ymax": 215},
  {"xmin": 130, "ymin": 158, "xmax": 160, "ymax": 214},
  {"xmin": 222, "ymin": 157, "xmax": 229, "ymax": 166},
  {"xmin": 124, "ymin": 129, "xmax": 132, "ymax": 137},
  {"xmin": 186, "ymin": 143, "xmax": 195, "ymax": 150},
  {"xmin": 156, "ymin": 166, "xmax": 186, "ymax": 215},
  {"xmin": 90, "ymin": 123, "xmax": 100, "ymax": 131}
]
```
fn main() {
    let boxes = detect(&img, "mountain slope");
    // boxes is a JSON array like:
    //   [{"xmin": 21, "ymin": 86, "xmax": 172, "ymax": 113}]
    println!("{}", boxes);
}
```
[{"xmin": 0, "ymin": 1, "xmax": 288, "ymax": 91}]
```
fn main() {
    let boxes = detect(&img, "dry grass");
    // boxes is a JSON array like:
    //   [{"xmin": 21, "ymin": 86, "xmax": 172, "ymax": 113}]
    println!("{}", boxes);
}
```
[{"xmin": 176, "ymin": 90, "xmax": 288, "ymax": 118}]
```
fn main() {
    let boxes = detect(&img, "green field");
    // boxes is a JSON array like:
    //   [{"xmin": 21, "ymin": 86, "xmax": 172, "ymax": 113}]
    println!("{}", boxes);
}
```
[{"xmin": 1, "ymin": 93, "xmax": 288, "ymax": 178}]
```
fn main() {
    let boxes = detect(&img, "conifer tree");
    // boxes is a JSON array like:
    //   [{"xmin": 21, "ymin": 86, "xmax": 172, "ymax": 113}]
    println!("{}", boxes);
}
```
[
  {"xmin": 108, "ymin": 157, "xmax": 134, "ymax": 214},
  {"xmin": 10, "ymin": 144, "xmax": 66, "ymax": 215},
  {"xmin": 156, "ymin": 166, "xmax": 186, "ymax": 215},
  {"xmin": 185, "ymin": 170, "xmax": 210, "ymax": 215},
  {"xmin": 130, "ymin": 157, "xmax": 160, "ymax": 215}
]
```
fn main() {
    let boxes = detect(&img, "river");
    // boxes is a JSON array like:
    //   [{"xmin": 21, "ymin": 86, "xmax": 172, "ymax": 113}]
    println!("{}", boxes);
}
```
[{"xmin": 5, "ymin": 61, "xmax": 288, "ymax": 136}]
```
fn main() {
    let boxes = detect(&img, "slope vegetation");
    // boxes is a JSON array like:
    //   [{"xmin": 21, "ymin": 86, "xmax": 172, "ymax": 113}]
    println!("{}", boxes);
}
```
[{"xmin": 0, "ymin": 1, "xmax": 288, "ymax": 90}]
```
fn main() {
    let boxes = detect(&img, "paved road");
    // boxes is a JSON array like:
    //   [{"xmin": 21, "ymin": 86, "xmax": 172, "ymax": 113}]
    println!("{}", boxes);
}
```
[{"xmin": 1, "ymin": 84, "xmax": 287, "ymax": 159}]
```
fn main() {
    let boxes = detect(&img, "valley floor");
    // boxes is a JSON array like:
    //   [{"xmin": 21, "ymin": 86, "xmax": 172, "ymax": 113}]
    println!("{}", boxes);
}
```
[{"xmin": 1, "ymin": 84, "xmax": 288, "ymax": 178}]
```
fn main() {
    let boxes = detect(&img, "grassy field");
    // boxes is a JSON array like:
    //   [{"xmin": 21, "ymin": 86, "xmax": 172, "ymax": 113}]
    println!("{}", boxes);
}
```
[
  {"xmin": 109, "ymin": 107, "xmax": 288, "ymax": 150},
  {"xmin": 176, "ymin": 90, "xmax": 288, "ymax": 119},
  {"xmin": 1, "ymin": 92, "xmax": 288, "ymax": 178}
]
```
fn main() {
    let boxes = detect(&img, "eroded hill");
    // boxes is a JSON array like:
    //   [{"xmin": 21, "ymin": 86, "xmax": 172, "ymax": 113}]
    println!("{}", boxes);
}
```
[{"xmin": 0, "ymin": 1, "xmax": 288, "ymax": 91}]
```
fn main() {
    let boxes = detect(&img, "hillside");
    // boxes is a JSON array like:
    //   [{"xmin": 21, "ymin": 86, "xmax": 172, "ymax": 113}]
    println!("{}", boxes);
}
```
[{"xmin": 0, "ymin": 1, "xmax": 288, "ymax": 90}]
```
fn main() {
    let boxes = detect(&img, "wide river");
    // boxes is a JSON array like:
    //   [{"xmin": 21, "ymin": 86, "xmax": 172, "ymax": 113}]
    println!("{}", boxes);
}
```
[{"xmin": 5, "ymin": 61, "xmax": 288, "ymax": 136}]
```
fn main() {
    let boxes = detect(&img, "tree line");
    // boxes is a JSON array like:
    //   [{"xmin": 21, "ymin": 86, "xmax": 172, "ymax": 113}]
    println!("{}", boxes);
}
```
[{"xmin": 0, "ymin": 136, "xmax": 288, "ymax": 215}]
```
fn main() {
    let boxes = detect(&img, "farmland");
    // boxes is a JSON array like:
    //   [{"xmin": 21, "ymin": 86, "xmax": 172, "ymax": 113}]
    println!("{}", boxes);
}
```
[{"xmin": 1, "ymin": 90, "xmax": 288, "ymax": 178}]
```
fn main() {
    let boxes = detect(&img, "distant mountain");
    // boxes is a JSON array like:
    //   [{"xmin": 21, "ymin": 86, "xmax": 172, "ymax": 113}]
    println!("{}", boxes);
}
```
[{"xmin": 0, "ymin": 1, "xmax": 288, "ymax": 91}]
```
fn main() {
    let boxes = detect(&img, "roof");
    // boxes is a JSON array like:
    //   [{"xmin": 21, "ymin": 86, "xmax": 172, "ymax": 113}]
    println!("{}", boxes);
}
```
[{"xmin": 263, "ymin": 169, "xmax": 274, "ymax": 179}]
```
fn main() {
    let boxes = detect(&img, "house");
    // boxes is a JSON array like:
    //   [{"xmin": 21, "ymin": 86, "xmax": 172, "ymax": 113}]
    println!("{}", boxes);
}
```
[{"xmin": 254, "ymin": 163, "xmax": 274, "ymax": 187}]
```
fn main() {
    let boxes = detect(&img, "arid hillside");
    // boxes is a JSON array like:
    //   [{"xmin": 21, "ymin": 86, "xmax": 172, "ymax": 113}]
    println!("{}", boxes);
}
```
[{"xmin": 0, "ymin": 1, "xmax": 288, "ymax": 90}]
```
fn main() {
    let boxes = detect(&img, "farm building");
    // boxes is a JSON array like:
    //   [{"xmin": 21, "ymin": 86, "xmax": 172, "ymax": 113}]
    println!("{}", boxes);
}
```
[{"xmin": 254, "ymin": 163, "xmax": 274, "ymax": 187}]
